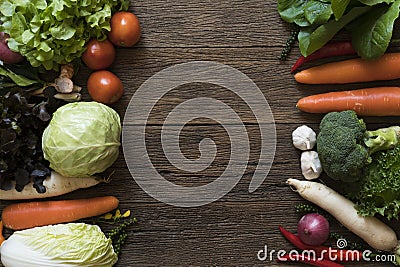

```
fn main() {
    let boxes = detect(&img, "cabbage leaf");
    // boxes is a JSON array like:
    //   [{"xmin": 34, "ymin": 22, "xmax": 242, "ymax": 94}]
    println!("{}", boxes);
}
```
[
  {"xmin": 0, "ymin": 223, "xmax": 118, "ymax": 267},
  {"xmin": 42, "ymin": 102, "xmax": 121, "ymax": 177}
]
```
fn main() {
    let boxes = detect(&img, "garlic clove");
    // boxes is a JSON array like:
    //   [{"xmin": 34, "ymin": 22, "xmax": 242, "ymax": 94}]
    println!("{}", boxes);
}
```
[
  {"xmin": 301, "ymin": 151, "xmax": 323, "ymax": 180},
  {"xmin": 292, "ymin": 125, "xmax": 317, "ymax": 151}
]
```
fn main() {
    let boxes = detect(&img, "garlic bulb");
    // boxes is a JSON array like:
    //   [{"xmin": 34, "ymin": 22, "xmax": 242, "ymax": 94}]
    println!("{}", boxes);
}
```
[
  {"xmin": 301, "ymin": 151, "xmax": 323, "ymax": 180},
  {"xmin": 292, "ymin": 125, "xmax": 317, "ymax": 150}
]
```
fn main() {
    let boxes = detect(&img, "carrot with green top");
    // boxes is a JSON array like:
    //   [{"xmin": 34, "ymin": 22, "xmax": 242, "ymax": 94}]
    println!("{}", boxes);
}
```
[
  {"xmin": 1, "ymin": 196, "xmax": 119, "ymax": 230},
  {"xmin": 297, "ymin": 87, "xmax": 400, "ymax": 116},
  {"xmin": 294, "ymin": 53, "xmax": 400, "ymax": 84}
]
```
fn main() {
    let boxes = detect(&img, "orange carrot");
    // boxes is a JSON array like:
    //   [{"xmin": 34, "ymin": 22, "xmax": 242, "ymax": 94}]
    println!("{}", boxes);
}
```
[
  {"xmin": 1, "ymin": 196, "xmax": 119, "ymax": 230},
  {"xmin": 294, "ymin": 53, "xmax": 400, "ymax": 84},
  {"xmin": 297, "ymin": 87, "xmax": 400, "ymax": 116}
]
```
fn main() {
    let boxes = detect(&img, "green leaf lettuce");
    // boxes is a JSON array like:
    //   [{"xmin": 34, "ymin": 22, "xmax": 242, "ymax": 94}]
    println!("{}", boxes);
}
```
[
  {"xmin": 0, "ymin": 0, "xmax": 129, "ymax": 70},
  {"xmin": 350, "ymin": 145, "xmax": 400, "ymax": 220}
]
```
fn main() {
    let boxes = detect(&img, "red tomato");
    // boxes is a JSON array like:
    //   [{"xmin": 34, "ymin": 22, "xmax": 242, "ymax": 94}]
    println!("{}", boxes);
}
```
[
  {"xmin": 108, "ymin": 12, "xmax": 141, "ymax": 47},
  {"xmin": 82, "ymin": 39, "xmax": 116, "ymax": 70},
  {"xmin": 87, "ymin": 70, "xmax": 124, "ymax": 104}
]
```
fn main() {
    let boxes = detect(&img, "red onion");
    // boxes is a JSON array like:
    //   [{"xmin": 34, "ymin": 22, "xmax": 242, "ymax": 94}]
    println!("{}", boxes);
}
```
[
  {"xmin": 0, "ymin": 32, "xmax": 24, "ymax": 64},
  {"xmin": 297, "ymin": 213, "xmax": 330, "ymax": 246}
]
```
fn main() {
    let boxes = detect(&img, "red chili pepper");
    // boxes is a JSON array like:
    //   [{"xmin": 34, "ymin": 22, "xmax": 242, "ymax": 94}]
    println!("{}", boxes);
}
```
[
  {"xmin": 277, "ymin": 254, "xmax": 345, "ymax": 267},
  {"xmin": 279, "ymin": 226, "xmax": 363, "ymax": 262},
  {"xmin": 279, "ymin": 225, "xmax": 326, "ymax": 253},
  {"xmin": 291, "ymin": 40, "xmax": 356, "ymax": 73}
]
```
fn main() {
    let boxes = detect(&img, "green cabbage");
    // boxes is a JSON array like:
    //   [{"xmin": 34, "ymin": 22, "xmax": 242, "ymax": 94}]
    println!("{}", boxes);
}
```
[
  {"xmin": 42, "ymin": 102, "xmax": 121, "ymax": 177},
  {"xmin": 0, "ymin": 223, "xmax": 118, "ymax": 267},
  {"xmin": 0, "ymin": 0, "xmax": 129, "ymax": 70}
]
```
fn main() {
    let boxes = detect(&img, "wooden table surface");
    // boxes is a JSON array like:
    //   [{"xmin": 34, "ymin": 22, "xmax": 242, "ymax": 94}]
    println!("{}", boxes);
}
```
[{"xmin": 2, "ymin": 0, "xmax": 400, "ymax": 266}]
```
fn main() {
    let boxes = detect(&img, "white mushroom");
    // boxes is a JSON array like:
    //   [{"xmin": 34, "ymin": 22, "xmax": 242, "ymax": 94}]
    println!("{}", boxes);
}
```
[
  {"xmin": 54, "ymin": 77, "xmax": 74, "ymax": 93},
  {"xmin": 301, "ymin": 151, "xmax": 323, "ymax": 180},
  {"xmin": 292, "ymin": 125, "xmax": 317, "ymax": 150}
]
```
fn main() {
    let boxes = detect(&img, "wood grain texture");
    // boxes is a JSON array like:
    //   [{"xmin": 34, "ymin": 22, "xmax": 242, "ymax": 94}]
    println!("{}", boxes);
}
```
[
  {"xmin": 1, "ymin": 0, "xmax": 400, "ymax": 266},
  {"xmin": 129, "ymin": 0, "xmax": 284, "ymax": 48}
]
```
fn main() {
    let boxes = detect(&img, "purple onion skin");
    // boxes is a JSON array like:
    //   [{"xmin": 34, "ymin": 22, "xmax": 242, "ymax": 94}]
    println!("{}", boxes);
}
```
[
  {"xmin": 0, "ymin": 32, "xmax": 24, "ymax": 64},
  {"xmin": 297, "ymin": 213, "xmax": 330, "ymax": 246}
]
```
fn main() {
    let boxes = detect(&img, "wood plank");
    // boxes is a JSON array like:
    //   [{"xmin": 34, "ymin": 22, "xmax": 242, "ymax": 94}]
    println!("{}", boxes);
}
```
[
  {"xmin": 129, "ymin": 0, "xmax": 287, "ymax": 48},
  {"xmin": 95, "ymin": 200, "xmax": 399, "ymax": 266},
  {"xmin": 129, "ymin": 0, "xmax": 400, "ymax": 50}
]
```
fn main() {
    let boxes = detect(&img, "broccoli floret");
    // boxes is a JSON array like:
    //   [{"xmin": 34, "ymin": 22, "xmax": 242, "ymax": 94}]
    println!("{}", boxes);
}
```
[{"xmin": 317, "ymin": 110, "xmax": 400, "ymax": 182}]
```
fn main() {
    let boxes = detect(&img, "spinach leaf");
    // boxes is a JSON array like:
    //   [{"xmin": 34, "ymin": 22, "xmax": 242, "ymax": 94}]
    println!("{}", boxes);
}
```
[
  {"xmin": 3, "ymin": 63, "xmax": 41, "ymax": 82},
  {"xmin": 331, "ymin": 0, "xmax": 351, "ymax": 19},
  {"xmin": 358, "ymin": 0, "xmax": 395, "ymax": 5},
  {"xmin": 347, "ymin": 0, "xmax": 400, "ymax": 59},
  {"xmin": 278, "ymin": 0, "xmax": 310, "ymax": 25},
  {"xmin": 304, "ymin": 0, "xmax": 333, "ymax": 24},
  {"xmin": 0, "ymin": 65, "xmax": 40, "ymax": 87},
  {"xmin": 299, "ymin": 6, "xmax": 371, "ymax": 56},
  {"xmin": 278, "ymin": 0, "xmax": 335, "ymax": 26}
]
